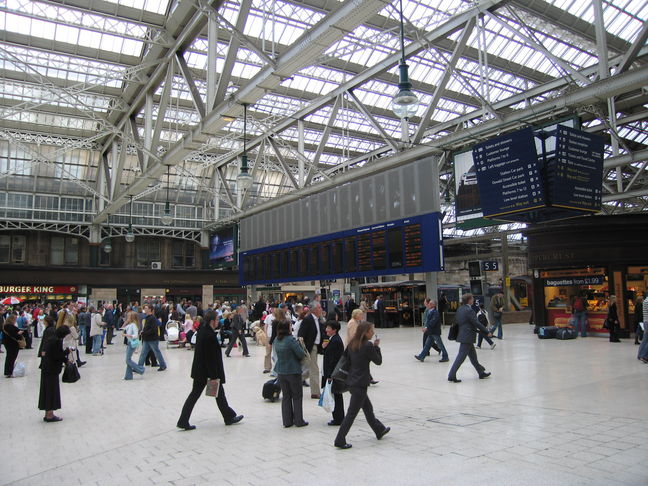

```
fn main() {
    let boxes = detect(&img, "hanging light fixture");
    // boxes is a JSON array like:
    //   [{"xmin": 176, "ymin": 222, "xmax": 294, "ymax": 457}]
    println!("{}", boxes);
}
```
[
  {"xmin": 160, "ymin": 165, "xmax": 173, "ymax": 226},
  {"xmin": 236, "ymin": 103, "xmax": 253, "ymax": 192},
  {"xmin": 392, "ymin": 0, "xmax": 419, "ymax": 119},
  {"xmin": 125, "ymin": 195, "xmax": 135, "ymax": 243},
  {"xmin": 103, "ymin": 239, "xmax": 112, "ymax": 254}
]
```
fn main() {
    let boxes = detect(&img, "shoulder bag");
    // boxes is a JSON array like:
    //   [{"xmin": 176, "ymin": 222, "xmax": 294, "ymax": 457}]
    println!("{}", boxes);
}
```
[
  {"xmin": 62, "ymin": 361, "xmax": 80, "ymax": 383},
  {"xmin": 330, "ymin": 350, "xmax": 350, "ymax": 393},
  {"xmin": 448, "ymin": 322, "xmax": 459, "ymax": 341}
]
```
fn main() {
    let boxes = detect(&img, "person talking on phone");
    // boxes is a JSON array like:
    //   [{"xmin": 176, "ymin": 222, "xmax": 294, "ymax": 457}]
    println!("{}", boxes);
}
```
[
  {"xmin": 334, "ymin": 321, "xmax": 390, "ymax": 449},
  {"xmin": 177, "ymin": 310, "xmax": 243, "ymax": 431}
]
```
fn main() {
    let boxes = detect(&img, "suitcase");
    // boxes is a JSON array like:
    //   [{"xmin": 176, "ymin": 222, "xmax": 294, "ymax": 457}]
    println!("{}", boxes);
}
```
[
  {"xmin": 262, "ymin": 378, "xmax": 281, "ymax": 402},
  {"xmin": 556, "ymin": 327, "xmax": 577, "ymax": 340},
  {"xmin": 537, "ymin": 326, "xmax": 558, "ymax": 339}
]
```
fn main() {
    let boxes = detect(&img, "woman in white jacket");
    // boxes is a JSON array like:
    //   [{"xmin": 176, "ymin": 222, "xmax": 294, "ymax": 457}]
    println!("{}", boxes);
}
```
[{"xmin": 89, "ymin": 307, "xmax": 104, "ymax": 356}]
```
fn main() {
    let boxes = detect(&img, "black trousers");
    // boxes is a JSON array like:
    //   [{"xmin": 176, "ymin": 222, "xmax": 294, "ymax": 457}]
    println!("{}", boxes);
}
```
[
  {"xmin": 225, "ymin": 330, "xmax": 249, "ymax": 356},
  {"xmin": 332, "ymin": 392, "xmax": 345, "ymax": 424},
  {"xmin": 448, "ymin": 343, "xmax": 485, "ymax": 380},
  {"xmin": 85, "ymin": 336, "xmax": 93, "ymax": 355},
  {"xmin": 423, "ymin": 333, "xmax": 441, "ymax": 355},
  {"xmin": 278, "ymin": 373, "xmax": 305, "ymax": 427},
  {"xmin": 609, "ymin": 322, "xmax": 621, "ymax": 342},
  {"xmin": 3, "ymin": 345, "xmax": 19, "ymax": 376},
  {"xmin": 178, "ymin": 378, "xmax": 236, "ymax": 426},
  {"xmin": 335, "ymin": 386, "xmax": 385, "ymax": 446},
  {"xmin": 477, "ymin": 332, "xmax": 494, "ymax": 347},
  {"xmin": 106, "ymin": 327, "xmax": 114, "ymax": 345}
]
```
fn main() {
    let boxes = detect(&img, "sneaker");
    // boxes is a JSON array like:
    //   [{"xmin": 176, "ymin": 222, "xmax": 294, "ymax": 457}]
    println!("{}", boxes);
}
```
[
  {"xmin": 476, "ymin": 345, "xmax": 481, "ymax": 349},
  {"xmin": 490, "ymin": 343, "xmax": 496, "ymax": 350}
]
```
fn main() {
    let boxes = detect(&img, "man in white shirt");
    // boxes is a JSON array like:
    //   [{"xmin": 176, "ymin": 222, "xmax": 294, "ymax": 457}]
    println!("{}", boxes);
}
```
[{"xmin": 298, "ymin": 302, "xmax": 323, "ymax": 399}]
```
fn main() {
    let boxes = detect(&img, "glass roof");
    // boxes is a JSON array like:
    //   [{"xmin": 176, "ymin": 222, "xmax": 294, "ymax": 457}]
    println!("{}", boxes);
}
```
[{"xmin": 0, "ymin": 0, "xmax": 646, "ymax": 235}]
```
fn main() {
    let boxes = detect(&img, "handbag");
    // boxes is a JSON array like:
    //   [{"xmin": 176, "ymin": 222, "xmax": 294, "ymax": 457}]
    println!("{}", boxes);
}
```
[
  {"xmin": 62, "ymin": 362, "xmax": 80, "ymax": 383},
  {"xmin": 448, "ymin": 322, "xmax": 459, "ymax": 341},
  {"xmin": 298, "ymin": 337, "xmax": 310, "ymax": 364},
  {"xmin": 205, "ymin": 378, "xmax": 220, "ymax": 397},
  {"xmin": 17, "ymin": 336, "xmax": 27, "ymax": 349},
  {"xmin": 129, "ymin": 338, "xmax": 140, "ymax": 349},
  {"xmin": 330, "ymin": 350, "xmax": 350, "ymax": 393}
]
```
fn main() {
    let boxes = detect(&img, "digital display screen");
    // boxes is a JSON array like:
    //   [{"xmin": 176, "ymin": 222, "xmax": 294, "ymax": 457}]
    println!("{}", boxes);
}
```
[
  {"xmin": 239, "ymin": 213, "xmax": 443, "ymax": 285},
  {"xmin": 209, "ymin": 226, "xmax": 236, "ymax": 268}
]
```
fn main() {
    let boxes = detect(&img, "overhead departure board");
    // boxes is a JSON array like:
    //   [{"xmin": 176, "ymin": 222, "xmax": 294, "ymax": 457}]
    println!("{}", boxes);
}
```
[
  {"xmin": 239, "ymin": 212, "xmax": 443, "ymax": 285},
  {"xmin": 472, "ymin": 127, "xmax": 545, "ymax": 218},
  {"xmin": 551, "ymin": 125, "xmax": 604, "ymax": 212}
]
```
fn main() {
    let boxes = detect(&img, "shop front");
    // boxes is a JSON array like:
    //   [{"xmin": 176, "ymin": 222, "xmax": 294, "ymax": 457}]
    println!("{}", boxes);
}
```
[
  {"xmin": 525, "ymin": 214, "xmax": 648, "ymax": 337},
  {"xmin": 0, "ymin": 284, "xmax": 83, "ymax": 305},
  {"xmin": 359, "ymin": 281, "xmax": 426, "ymax": 327}
]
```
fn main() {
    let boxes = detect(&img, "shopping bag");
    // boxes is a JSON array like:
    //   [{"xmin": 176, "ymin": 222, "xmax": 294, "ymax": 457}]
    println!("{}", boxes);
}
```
[
  {"xmin": 13, "ymin": 361, "xmax": 26, "ymax": 377},
  {"xmin": 318, "ymin": 380, "xmax": 335, "ymax": 413}
]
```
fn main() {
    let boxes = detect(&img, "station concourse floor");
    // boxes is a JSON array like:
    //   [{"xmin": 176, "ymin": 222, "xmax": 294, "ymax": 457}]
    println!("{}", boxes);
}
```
[{"xmin": 1, "ymin": 323, "xmax": 647, "ymax": 486}]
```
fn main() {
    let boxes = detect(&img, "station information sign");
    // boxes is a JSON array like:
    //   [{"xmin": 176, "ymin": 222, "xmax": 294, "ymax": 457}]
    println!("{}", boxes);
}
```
[
  {"xmin": 472, "ymin": 127, "xmax": 545, "ymax": 219},
  {"xmin": 551, "ymin": 125, "xmax": 604, "ymax": 212},
  {"xmin": 239, "ymin": 212, "xmax": 443, "ymax": 286}
]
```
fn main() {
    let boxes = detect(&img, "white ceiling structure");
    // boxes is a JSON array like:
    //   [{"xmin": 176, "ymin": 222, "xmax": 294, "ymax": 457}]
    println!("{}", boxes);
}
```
[{"xmin": 0, "ymin": 0, "xmax": 647, "ymax": 243}]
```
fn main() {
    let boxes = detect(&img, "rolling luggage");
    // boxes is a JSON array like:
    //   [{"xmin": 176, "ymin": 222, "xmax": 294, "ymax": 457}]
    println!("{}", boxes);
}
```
[
  {"xmin": 262, "ymin": 378, "xmax": 281, "ymax": 402},
  {"xmin": 537, "ymin": 326, "xmax": 558, "ymax": 339},
  {"xmin": 556, "ymin": 327, "xmax": 577, "ymax": 340}
]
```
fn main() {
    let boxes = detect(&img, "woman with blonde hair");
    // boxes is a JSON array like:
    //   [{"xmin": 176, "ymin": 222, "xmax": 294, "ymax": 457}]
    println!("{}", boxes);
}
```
[
  {"xmin": 58, "ymin": 310, "xmax": 85, "ymax": 368},
  {"xmin": 334, "ymin": 321, "xmax": 389, "ymax": 449},
  {"xmin": 123, "ymin": 311, "xmax": 145, "ymax": 380},
  {"xmin": 345, "ymin": 308, "xmax": 365, "ymax": 345}
]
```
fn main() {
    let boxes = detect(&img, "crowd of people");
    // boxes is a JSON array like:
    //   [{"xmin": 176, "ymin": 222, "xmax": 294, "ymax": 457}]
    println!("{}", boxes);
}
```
[{"xmin": 2, "ymin": 290, "xmax": 646, "ymax": 448}]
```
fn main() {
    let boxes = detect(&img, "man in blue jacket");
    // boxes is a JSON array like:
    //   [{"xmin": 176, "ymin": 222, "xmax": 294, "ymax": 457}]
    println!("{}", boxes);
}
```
[
  {"xmin": 414, "ymin": 299, "xmax": 448, "ymax": 362},
  {"xmin": 448, "ymin": 293, "xmax": 492, "ymax": 383}
]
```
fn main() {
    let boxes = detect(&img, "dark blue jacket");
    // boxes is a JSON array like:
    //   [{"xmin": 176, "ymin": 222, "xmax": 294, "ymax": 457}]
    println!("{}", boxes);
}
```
[{"xmin": 424, "ymin": 308, "xmax": 441, "ymax": 335}]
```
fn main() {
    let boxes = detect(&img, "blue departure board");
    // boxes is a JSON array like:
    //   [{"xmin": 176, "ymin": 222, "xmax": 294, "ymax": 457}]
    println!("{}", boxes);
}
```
[
  {"xmin": 239, "ymin": 212, "xmax": 443, "ymax": 285},
  {"xmin": 551, "ymin": 126, "xmax": 604, "ymax": 212},
  {"xmin": 472, "ymin": 127, "xmax": 545, "ymax": 219}
]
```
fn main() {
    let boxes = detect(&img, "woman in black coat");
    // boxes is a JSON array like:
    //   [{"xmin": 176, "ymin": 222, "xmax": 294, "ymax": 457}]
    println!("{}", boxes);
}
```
[
  {"xmin": 3, "ymin": 314, "xmax": 24, "ymax": 378},
  {"xmin": 322, "ymin": 319, "xmax": 345, "ymax": 426},
  {"xmin": 177, "ymin": 310, "xmax": 243, "ymax": 430},
  {"xmin": 607, "ymin": 295, "xmax": 621, "ymax": 343},
  {"xmin": 39, "ymin": 325, "xmax": 71, "ymax": 422},
  {"xmin": 334, "ymin": 321, "xmax": 389, "ymax": 449}
]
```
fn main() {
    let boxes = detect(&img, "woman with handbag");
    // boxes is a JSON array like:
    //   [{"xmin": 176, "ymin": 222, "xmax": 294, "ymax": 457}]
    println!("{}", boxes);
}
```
[
  {"xmin": 123, "ymin": 311, "xmax": 145, "ymax": 380},
  {"xmin": 607, "ymin": 295, "xmax": 621, "ymax": 343},
  {"xmin": 334, "ymin": 321, "xmax": 389, "ymax": 449},
  {"xmin": 274, "ymin": 319, "xmax": 308, "ymax": 428},
  {"xmin": 3, "ymin": 314, "xmax": 24, "ymax": 378},
  {"xmin": 39, "ymin": 325, "xmax": 71, "ymax": 422},
  {"xmin": 322, "ymin": 319, "xmax": 345, "ymax": 426}
]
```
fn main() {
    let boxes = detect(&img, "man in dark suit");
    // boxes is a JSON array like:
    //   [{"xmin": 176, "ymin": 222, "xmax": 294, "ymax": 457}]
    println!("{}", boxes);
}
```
[
  {"xmin": 322, "ymin": 320, "xmax": 345, "ymax": 426},
  {"xmin": 177, "ymin": 310, "xmax": 243, "ymax": 430},
  {"xmin": 298, "ymin": 303, "xmax": 322, "ymax": 399},
  {"xmin": 225, "ymin": 305, "xmax": 250, "ymax": 357},
  {"xmin": 448, "ymin": 293, "xmax": 492, "ymax": 383},
  {"xmin": 415, "ymin": 299, "xmax": 448, "ymax": 362}
]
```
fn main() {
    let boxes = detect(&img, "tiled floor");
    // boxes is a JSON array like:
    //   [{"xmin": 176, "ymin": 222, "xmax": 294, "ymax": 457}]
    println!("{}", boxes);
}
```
[{"xmin": 2, "ymin": 323, "xmax": 647, "ymax": 486}]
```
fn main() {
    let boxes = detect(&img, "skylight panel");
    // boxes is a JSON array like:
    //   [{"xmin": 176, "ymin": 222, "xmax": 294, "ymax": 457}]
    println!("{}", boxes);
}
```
[{"xmin": 101, "ymin": 0, "xmax": 170, "ymax": 15}]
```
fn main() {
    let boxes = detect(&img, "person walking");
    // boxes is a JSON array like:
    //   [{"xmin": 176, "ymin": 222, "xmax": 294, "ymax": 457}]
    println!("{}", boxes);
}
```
[
  {"xmin": 334, "ymin": 321, "xmax": 390, "ymax": 449},
  {"xmin": 571, "ymin": 293, "xmax": 588, "ymax": 337},
  {"xmin": 177, "ymin": 311, "xmax": 243, "ymax": 430},
  {"xmin": 123, "ymin": 311, "xmax": 145, "ymax": 380},
  {"xmin": 2, "ymin": 314, "xmax": 24, "ymax": 378},
  {"xmin": 638, "ymin": 294, "xmax": 648, "ymax": 363},
  {"xmin": 415, "ymin": 299, "xmax": 448, "ymax": 362},
  {"xmin": 634, "ymin": 296, "xmax": 644, "ymax": 345},
  {"xmin": 448, "ymin": 293, "xmax": 492, "ymax": 383},
  {"xmin": 476, "ymin": 304, "xmax": 496, "ymax": 350},
  {"xmin": 225, "ymin": 305, "xmax": 250, "ymax": 357},
  {"xmin": 39, "ymin": 325, "xmax": 71, "ymax": 422},
  {"xmin": 490, "ymin": 292, "xmax": 505, "ymax": 339},
  {"xmin": 137, "ymin": 304, "xmax": 167, "ymax": 371},
  {"xmin": 345, "ymin": 308, "xmax": 364, "ymax": 345},
  {"xmin": 274, "ymin": 319, "xmax": 308, "ymax": 428},
  {"xmin": 322, "ymin": 319, "xmax": 345, "ymax": 426}
]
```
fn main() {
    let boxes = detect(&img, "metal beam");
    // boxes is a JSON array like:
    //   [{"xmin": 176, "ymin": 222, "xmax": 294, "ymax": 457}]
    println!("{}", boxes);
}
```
[
  {"xmin": 347, "ymin": 90, "xmax": 398, "ymax": 151},
  {"xmin": 313, "ymin": 95, "xmax": 342, "ymax": 167},
  {"xmin": 268, "ymin": 137, "xmax": 299, "ymax": 189},
  {"xmin": 413, "ymin": 17, "xmax": 476, "ymax": 145},
  {"xmin": 216, "ymin": 166, "xmax": 238, "ymax": 210},
  {"xmin": 175, "ymin": 52, "xmax": 206, "ymax": 118},
  {"xmin": 617, "ymin": 20, "xmax": 648, "ymax": 74}
]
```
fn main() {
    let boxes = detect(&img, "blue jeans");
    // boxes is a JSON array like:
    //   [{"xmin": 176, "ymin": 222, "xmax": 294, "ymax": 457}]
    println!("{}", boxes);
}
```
[
  {"xmin": 124, "ymin": 344, "xmax": 145, "ymax": 379},
  {"xmin": 418, "ymin": 334, "xmax": 448, "ymax": 360},
  {"xmin": 491, "ymin": 313, "xmax": 503, "ymax": 339},
  {"xmin": 137, "ymin": 340, "xmax": 166, "ymax": 369},
  {"xmin": 92, "ymin": 335, "xmax": 102, "ymax": 354},
  {"xmin": 79, "ymin": 325, "xmax": 88, "ymax": 346},
  {"xmin": 573, "ymin": 311, "xmax": 587, "ymax": 337}
]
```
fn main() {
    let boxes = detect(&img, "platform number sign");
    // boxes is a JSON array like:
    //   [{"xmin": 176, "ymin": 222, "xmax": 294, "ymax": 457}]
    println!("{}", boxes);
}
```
[{"xmin": 481, "ymin": 260, "xmax": 499, "ymax": 271}]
